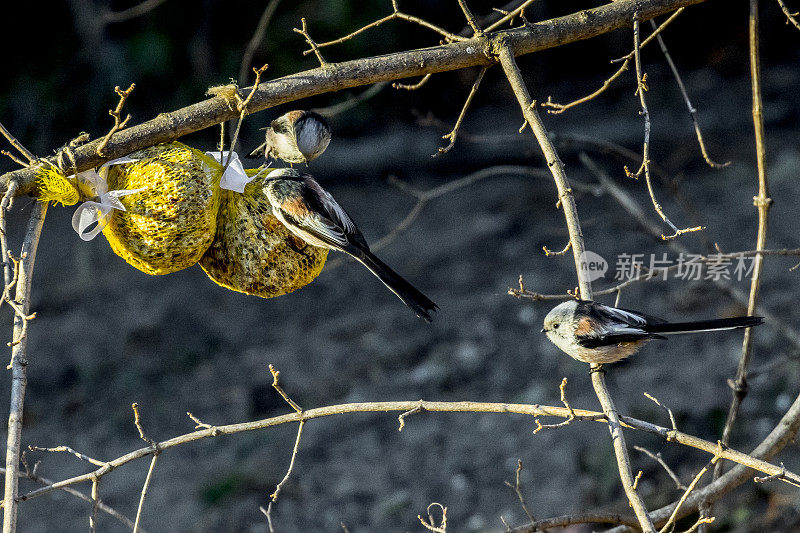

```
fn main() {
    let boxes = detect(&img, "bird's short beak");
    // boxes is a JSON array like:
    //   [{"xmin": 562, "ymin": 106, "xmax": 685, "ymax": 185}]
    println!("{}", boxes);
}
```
[{"xmin": 540, "ymin": 328, "xmax": 547, "ymax": 333}]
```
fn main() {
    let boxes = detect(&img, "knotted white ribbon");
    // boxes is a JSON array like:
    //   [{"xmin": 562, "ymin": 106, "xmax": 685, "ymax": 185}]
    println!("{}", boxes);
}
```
[
  {"xmin": 70, "ymin": 157, "xmax": 146, "ymax": 241},
  {"xmin": 204, "ymin": 151, "xmax": 254, "ymax": 193}
]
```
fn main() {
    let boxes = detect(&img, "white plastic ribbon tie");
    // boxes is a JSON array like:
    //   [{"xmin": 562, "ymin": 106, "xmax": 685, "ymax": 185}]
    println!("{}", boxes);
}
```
[
  {"xmin": 204, "ymin": 151, "xmax": 253, "ymax": 193},
  {"xmin": 101, "ymin": 155, "xmax": 142, "ymax": 167},
  {"xmin": 70, "ymin": 166, "xmax": 146, "ymax": 241}
]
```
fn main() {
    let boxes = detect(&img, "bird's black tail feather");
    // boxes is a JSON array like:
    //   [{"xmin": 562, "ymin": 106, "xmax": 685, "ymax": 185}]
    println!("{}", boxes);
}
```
[
  {"xmin": 354, "ymin": 250, "xmax": 438, "ymax": 322},
  {"xmin": 646, "ymin": 316, "xmax": 763, "ymax": 335}
]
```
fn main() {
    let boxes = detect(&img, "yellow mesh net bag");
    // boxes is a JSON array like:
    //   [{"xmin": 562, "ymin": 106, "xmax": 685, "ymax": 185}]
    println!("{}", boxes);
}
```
[
  {"xmin": 199, "ymin": 170, "xmax": 328, "ymax": 298},
  {"xmin": 36, "ymin": 143, "xmax": 327, "ymax": 296},
  {"xmin": 102, "ymin": 142, "xmax": 221, "ymax": 275},
  {"xmin": 35, "ymin": 166, "xmax": 82, "ymax": 206}
]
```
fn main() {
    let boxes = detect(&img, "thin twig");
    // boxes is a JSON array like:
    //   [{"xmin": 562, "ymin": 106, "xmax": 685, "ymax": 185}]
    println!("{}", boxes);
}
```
[
  {"xmin": 457, "ymin": 0, "xmax": 529, "ymax": 37},
  {"xmin": 225, "ymin": 64, "xmax": 268, "ymax": 164},
  {"xmin": 129, "ymin": 402, "xmax": 160, "ymax": 531},
  {"xmin": 0, "ymin": 182, "xmax": 18, "ymax": 314},
  {"xmin": 644, "ymin": 392, "xmax": 678, "ymax": 432},
  {"xmin": 542, "ymin": 8, "xmax": 684, "ymax": 114},
  {"xmin": 436, "ymin": 67, "xmax": 487, "ymax": 156},
  {"xmin": 186, "ymin": 412, "xmax": 220, "ymax": 435},
  {"xmin": 133, "ymin": 454, "xmax": 159, "ymax": 533},
  {"xmin": 0, "ymin": 467, "xmax": 139, "ymax": 530},
  {"xmin": 660, "ymin": 455, "xmax": 718, "ymax": 533},
  {"xmin": 504, "ymin": 460, "xmax": 535, "ymax": 523},
  {"xmin": 457, "ymin": 0, "xmax": 483, "ymax": 36},
  {"xmin": 306, "ymin": 0, "xmax": 466, "ymax": 57},
  {"xmin": 0, "ymin": 122, "xmax": 35, "ymax": 163},
  {"xmin": 776, "ymin": 0, "xmax": 800, "ymax": 30},
  {"xmin": 238, "ymin": 0, "xmax": 283, "ymax": 85},
  {"xmin": 543, "ymin": 242, "xmax": 571, "ymax": 257},
  {"xmin": 533, "ymin": 377, "xmax": 575, "ymax": 432},
  {"xmin": 393, "ymin": 74, "xmax": 432, "ymax": 90},
  {"xmin": 264, "ymin": 365, "xmax": 305, "ymax": 532},
  {"xmin": 397, "ymin": 401, "xmax": 425, "ymax": 432},
  {"xmin": 0, "ymin": 151, "xmax": 27, "ymax": 168},
  {"xmin": 418, "ymin": 502, "xmax": 447, "ymax": 532},
  {"xmin": 131, "ymin": 403, "xmax": 157, "ymax": 447},
  {"xmin": 507, "ymin": 512, "xmax": 639, "ymax": 532},
  {"xmin": 684, "ymin": 517, "xmax": 715, "ymax": 533},
  {"xmin": 265, "ymin": 421, "xmax": 305, "ymax": 533},
  {"xmin": 650, "ymin": 19, "xmax": 729, "ymax": 168},
  {"xmin": 712, "ymin": 0, "xmax": 772, "ymax": 490},
  {"xmin": 269, "ymin": 365, "xmax": 303, "ymax": 413},
  {"xmin": 97, "ymin": 84, "xmax": 135, "ymax": 157},
  {"xmin": 293, "ymin": 17, "xmax": 328, "ymax": 66},
  {"xmin": 102, "ymin": 0, "xmax": 169, "ymax": 23},
  {"xmin": 634, "ymin": 446, "xmax": 686, "ymax": 490},
  {"xmin": 628, "ymin": 15, "xmax": 698, "ymax": 241},
  {"xmin": 485, "ymin": 0, "xmax": 538, "ymax": 32},
  {"xmin": 632, "ymin": 470, "xmax": 644, "ymax": 490},
  {"xmin": 27, "ymin": 446, "xmax": 106, "ymax": 467},
  {"xmin": 753, "ymin": 462, "xmax": 792, "ymax": 485}
]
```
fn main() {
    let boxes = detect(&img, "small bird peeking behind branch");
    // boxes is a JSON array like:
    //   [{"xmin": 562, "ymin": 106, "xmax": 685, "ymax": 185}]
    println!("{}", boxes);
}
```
[
  {"xmin": 248, "ymin": 110, "xmax": 331, "ymax": 165},
  {"xmin": 542, "ymin": 300, "xmax": 763, "ymax": 364},
  {"xmin": 263, "ymin": 168, "xmax": 438, "ymax": 322}
]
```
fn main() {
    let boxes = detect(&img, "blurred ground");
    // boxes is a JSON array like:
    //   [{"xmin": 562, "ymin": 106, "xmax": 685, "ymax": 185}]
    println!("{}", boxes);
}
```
[{"xmin": 2, "ymin": 1, "xmax": 800, "ymax": 532}]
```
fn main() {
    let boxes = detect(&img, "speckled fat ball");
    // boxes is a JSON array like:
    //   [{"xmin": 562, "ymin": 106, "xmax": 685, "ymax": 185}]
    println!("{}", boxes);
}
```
[
  {"xmin": 199, "ymin": 171, "xmax": 327, "ymax": 298},
  {"xmin": 102, "ymin": 142, "xmax": 221, "ymax": 275}
]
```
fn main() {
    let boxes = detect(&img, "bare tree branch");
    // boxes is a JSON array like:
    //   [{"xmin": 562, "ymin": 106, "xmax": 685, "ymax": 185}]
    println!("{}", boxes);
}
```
[
  {"xmin": 0, "ymin": 122, "xmax": 35, "ymax": 164},
  {"xmin": 0, "ymin": 0, "xmax": 709, "ymax": 197},
  {"xmin": 605, "ymin": 387, "xmax": 800, "ymax": 532},
  {"xmin": 508, "ymin": 511, "xmax": 639, "ymax": 532},
  {"xmin": 0, "ymin": 467, "xmax": 140, "ymax": 531},
  {"xmin": 776, "ymin": 0, "xmax": 800, "ymax": 30},
  {"xmin": 15, "ymin": 394, "xmax": 800, "ymax": 507},
  {"xmin": 238, "ymin": 0, "xmax": 284, "ymax": 85},
  {"xmin": 711, "ymin": 0, "xmax": 773, "ymax": 505},
  {"xmin": 102, "ymin": 0, "xmax": 170, "ymax": 23},
  {"xmin": 496, "ymin": 41, "xmax": 592, "ymax": 300},
  {"xmin": 497, "ymin": 36, "xmax": 659, "ymax": 532},
  {"xmin": 2, "ymin": 201, "xmax": 48, "ymax": 533},
  {"xmin": 650, "ymin": 19, "xmax": 729, "ymax": 168}
]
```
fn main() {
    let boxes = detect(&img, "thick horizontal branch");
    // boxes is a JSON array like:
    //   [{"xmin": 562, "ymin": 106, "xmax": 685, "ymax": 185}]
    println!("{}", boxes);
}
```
[
  {"xmin": 19, "ymin": 397, "xmax": 798, "ymax": 504},
  {"xmin": 509, "ymin": 512, "xmax": 640, "ymax": 532},
  {"xmin": 1, "ymin": 0, "xmax": 706, "ymax": 196}
]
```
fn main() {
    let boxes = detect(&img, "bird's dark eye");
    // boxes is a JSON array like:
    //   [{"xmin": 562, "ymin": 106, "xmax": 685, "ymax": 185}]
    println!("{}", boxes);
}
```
[{"xmin": 553, "ymin": 323, "xmax": 559, "ymax": 329}]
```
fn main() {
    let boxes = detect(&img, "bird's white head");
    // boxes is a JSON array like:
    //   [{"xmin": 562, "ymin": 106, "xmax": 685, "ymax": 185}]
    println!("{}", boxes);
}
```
[{"xmin": 541, "ymin": 300, "xmax": 582, "ymax": 353}]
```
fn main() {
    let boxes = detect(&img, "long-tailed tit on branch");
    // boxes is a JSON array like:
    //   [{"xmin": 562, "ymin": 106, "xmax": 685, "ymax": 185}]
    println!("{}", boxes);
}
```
[{"xmin": 542, "ymin": 300, "xmax": 762, "ymax": 364}]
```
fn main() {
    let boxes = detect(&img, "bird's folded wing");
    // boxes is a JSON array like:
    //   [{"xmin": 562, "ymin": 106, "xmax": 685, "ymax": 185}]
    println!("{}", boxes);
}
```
[{"xmin": 575, "ymin": 327, "xmax": 662, "ymax": 348}]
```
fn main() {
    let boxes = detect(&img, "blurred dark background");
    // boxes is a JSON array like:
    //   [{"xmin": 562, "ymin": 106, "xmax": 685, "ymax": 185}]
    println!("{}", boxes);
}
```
[{"xmin": 2, "ymin": 0, "xmax": 800, "ymax": 531}]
